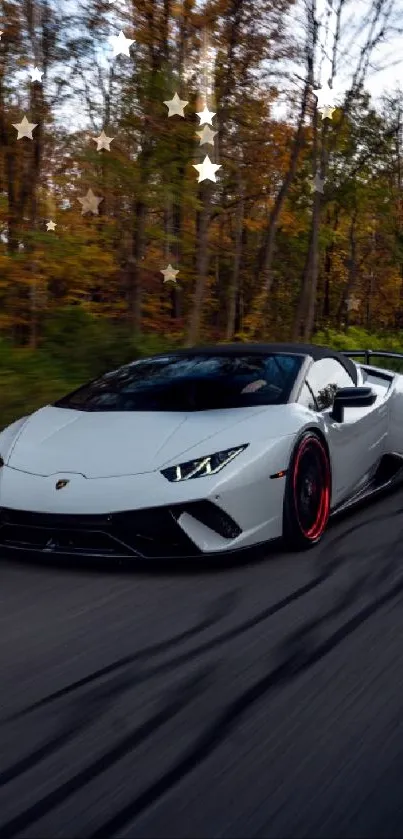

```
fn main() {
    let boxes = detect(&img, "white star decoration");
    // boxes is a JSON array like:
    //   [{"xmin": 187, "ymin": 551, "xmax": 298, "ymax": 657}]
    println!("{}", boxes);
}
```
[
  {"xmin": 0, "ymin": 32, "xmax": 3, "ymax": 40},
  {"xmin": 78, "ymin": 189, "xmax": 104, "ymax": 215},
  {"xmin": 161, "ymin": 264, "xmax": 179, "ymax": 283},
  {"xmin": 320, "ymin": 104, "xmax": 336, "ymax": 121},
  {"xmin": 109, "ymin": 30, "xmax": 134, "ymax": 58},
  {"xmin": 196, "ymin": 105, "xmax": 216, "ymax": 126},
  {"xmin": 93, "ymin": 130, "xmax": 114, "ymax": 151},
  {"xmin": 313, "ymin": 82, "xmax": 334, "ymax": 106},
  {"xmin": 12, "ymin": 115, "xmax": 38, "ymax": 140},
  {"xmin": 163, "ymin": 93, "xmax": 189, "ymax": 117},
  {"xmin": 347, "ymin": 295, "xmax": 360, "ymax": 312},
  {"xmin": 196, "ymin": 125, "xmax": 217, "ymax": 146},
  {"xmin": 46, "ymin": 220, "xmax": 56, "ymax": 231},
  {"xmin": 310, "ymin": 174, "xmax": 325, "ymax": 194},
  {"xmin": 312, "ymin": 82, "xmax": 342, "ymax": 119},
  {"xmin": 193, "ymin": 155, "xmax": 221, "ymax": 183},
  {"xmin": 29, "ymin": 66, "xmax": 44, "ymax": 82}
]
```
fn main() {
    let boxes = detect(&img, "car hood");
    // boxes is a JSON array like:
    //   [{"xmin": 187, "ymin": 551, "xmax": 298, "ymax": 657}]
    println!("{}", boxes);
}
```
[{"xmin": 5, "ymin": 404, "xmax": 283, "ymax": 478}]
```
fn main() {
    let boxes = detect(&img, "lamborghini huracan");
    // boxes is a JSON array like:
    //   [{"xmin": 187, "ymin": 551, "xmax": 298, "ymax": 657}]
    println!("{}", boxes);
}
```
[{"xmin": 0, "ymin": 342, "xmax": 403, "ymax": 559}]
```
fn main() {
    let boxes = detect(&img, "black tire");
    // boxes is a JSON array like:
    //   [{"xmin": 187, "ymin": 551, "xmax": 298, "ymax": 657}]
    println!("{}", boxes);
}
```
[{"xmin": 283, "ymin": 431, "xmax": 331, "ymax": 550}]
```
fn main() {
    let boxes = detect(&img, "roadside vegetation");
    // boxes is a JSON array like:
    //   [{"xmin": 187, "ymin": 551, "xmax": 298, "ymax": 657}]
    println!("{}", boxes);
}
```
[{"xmin": 1, "ymin": 308, "xmax": 402, "ymax": 430}]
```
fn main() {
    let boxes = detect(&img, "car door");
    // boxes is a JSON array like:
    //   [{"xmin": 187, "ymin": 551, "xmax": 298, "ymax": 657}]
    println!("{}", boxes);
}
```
[{"xmin": 299, "ymin": 358, "xmax": 388, "ymax": 505}]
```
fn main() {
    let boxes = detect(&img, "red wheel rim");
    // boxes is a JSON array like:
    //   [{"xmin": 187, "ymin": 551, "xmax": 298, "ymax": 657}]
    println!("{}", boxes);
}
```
[{"xmin": 292, "ymin": 436, "xmax": 330, "ymax": 540}]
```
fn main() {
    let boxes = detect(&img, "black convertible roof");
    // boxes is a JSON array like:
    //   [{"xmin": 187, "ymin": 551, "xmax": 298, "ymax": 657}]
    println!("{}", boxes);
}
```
[{"xmin": 168, "ymin": 342, "xmax": 358, "ymax": 385}]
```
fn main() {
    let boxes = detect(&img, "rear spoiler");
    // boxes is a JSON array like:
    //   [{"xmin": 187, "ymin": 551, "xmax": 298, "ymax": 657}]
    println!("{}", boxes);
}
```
[{"xmin": 341, "ymin": 349, "xmax": 403, "ymax": 365}]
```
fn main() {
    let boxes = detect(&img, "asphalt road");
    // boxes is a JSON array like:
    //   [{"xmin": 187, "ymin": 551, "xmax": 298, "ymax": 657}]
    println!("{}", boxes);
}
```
[{"xmin": 2, "ymin": 490, "xmax": 403, "ymax": 838}]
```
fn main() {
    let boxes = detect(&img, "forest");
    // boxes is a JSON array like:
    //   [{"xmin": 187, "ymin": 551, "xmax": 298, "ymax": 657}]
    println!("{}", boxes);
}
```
[{"xmin": 1, "ymin": 0, "xmax": 403, "ymax": 426}]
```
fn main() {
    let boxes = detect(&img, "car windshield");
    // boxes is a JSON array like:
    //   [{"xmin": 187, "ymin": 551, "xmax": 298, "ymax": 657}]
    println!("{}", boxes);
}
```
[{"xmin": 54, "ymin": 353, "xmax": 303, "ymax": 412}]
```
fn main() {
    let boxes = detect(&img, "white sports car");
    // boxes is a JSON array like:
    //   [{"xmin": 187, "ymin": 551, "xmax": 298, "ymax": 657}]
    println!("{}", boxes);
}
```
[{"xmin": 0, "ymin": 342, "xmax": 403, "ymax": 559}]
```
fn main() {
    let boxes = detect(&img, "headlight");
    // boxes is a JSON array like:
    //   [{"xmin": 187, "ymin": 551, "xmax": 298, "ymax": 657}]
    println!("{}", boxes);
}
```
[{"xmin": 161, "ymin": 445, "xmax": 248, "ymax": 482}]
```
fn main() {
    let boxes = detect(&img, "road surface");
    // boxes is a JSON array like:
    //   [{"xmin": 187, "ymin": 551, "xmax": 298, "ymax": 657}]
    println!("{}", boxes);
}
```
[{"xmin": 1, "ymin": 489, "xmax": 403, "ymax": 838}]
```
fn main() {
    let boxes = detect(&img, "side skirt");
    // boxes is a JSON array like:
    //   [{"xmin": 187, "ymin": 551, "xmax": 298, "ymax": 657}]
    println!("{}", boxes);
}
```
[{"xmin": 331, "ymin": 452, "xmax": 403, "ymax": 518}]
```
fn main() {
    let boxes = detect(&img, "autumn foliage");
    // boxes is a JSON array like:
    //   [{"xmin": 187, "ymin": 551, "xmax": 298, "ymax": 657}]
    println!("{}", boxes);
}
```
[{"xmin": 0, "ymin": 0, "xmax": 403, "ymax": 424}]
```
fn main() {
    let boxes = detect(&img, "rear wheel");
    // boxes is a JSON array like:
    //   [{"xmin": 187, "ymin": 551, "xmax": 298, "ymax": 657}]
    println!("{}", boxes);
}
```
[{"xmin": 283, "ymin": 431, "xmax": 331, "ymax": 550}]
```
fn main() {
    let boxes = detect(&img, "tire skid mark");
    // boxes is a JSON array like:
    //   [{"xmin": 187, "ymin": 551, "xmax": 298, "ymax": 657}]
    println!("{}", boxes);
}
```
[
  {"xmin": 1, "ymin": 503, "xmax": 402, "ymax": 835},
  {"xmin": 5, "ymin": 590, "xmax": 238, "ymax": 722},
  {"xmin": 4, "ymin": 564, "xmax": 342, "ymax": 725},
  {"xmin": 0, "ymin": 566, "xmax": 347, "ymax": 790},
  {"xmin": 7, "ymin": 506, "xmax": 400, "ymax": 726},
  {"xmin": 0, "ymin": 578, "xmax": 333, "ymax": 789},
  {"xmin": 314, "ymin": 504, "xmax": 403, "ymax": 577},
  {"xmin": 0, "ymin": 668, "xmax": 214, "ymax": 839},
  {"xmin": 0, "ymin": 562, "xmax": 343, "ymax": 790},
  {"xmin": 88, "ymin": 568, "xmax": 403, "ymax": 839},
  {"xmin": 2, "ymin": 510, "xmax": 399, "ymax": 791},
  {"xmin": 3, "ymin": 536, "xmax": 403, "ymax": 839},
  {"xmin": 0, "ymin": 672, "xmax": 135, "ymax": 787}
]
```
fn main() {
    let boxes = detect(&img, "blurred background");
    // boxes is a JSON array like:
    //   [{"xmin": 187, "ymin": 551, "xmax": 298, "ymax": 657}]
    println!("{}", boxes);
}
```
[{"xmin": 2, "ymin": 0, "xmax": 403, "ymax": 428}]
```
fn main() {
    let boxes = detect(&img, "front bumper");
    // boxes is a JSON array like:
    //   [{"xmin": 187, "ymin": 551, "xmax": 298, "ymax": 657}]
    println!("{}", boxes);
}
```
[
  {"xmin": 0, "ymin": 442, "xmax": 288, "ymax": 558},
  {"xmin": 0, "ymin": 501, "xmax": 244, "ymax": 559}
]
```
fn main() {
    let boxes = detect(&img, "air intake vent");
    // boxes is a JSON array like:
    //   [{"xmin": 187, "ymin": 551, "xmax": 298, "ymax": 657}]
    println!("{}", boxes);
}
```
[{"xmin": 180, "ymin": 501, "xmax": 242, "ymax": 539}]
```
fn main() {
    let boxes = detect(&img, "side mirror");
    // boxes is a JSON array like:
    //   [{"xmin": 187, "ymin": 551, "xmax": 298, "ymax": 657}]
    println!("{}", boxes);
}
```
[{"xmin": 331, "ymin": 386, "xmax": 376, "ymax": 423}]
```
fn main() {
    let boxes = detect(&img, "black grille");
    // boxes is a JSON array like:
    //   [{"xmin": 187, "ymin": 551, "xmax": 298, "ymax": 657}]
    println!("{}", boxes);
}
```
[
  {"xmin": 0, "ymin": 509, "xmax": 112, "ymax": 529},
  {"xmin": 0, "ymin": 524, "xmax": 127, "ymax": 556},
  {"xmin": 0, "ymin": 506, "xmax": 201, "ymax": 559}
]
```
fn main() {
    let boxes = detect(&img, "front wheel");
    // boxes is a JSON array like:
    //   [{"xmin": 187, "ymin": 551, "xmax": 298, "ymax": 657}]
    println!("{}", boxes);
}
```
[{"xmin": 283, "ymin": 431, "xmax": 331, "ymax": 550}]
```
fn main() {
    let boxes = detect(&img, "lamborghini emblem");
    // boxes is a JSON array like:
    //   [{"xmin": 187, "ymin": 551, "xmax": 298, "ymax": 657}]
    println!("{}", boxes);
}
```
[{"xmin": 55, "ymin": 479, "xmax": 70, "ymax": 490}]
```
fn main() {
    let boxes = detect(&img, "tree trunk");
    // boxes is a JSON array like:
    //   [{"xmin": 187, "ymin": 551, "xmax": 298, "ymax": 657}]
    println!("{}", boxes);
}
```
[
  {"xmin": 395, "ymin": 105, "xmax": 403, "ymax": 325},
  {"xmin": 128, "ymin": 196, "xmax": 148, "ymax": 335},
  {"xmin": 292, "ymin": 111, "xmax": 333, "ymax": 339},
  {"xmin": 169, "ymin": 1, "xmax": 193, "ymax": 323},
  {"xmin": 246, "ymin": 0, "xmax": 316, "ymax": 339},
  {"xmin": 322, "ymin": 208, "xmax": 339, "ymax": 320},
  {"xmin": 250, "ymin": 78, "xmax": 310, "ymax": 317},
  {"xmin": 291, "ymin": 195, "xmax": 319, "ymax": 341},
  {"xmin": 291, "ymin": 103, "xmax": 322, "ymax": 341},
  {"xmin": 0, "ymin": 41, "xmax": 19, "ymax": 254},
  {"xmin": 126, "ymin": 0, "xmax": 172, "ymax": 335},
  {"xmin": 186, "ymin": 182, "xmax": 212, "ymax": 346},
  {"xmin": 25, "ymin": 0, "xmax": 47, "ymax": 347},
  {"xmin": 336, "ymin": 208, "xmax": 358, "ymax": 327},
  {"xmin": 226, "ymin": 177, "xmax": 244, "ymax": 340}
]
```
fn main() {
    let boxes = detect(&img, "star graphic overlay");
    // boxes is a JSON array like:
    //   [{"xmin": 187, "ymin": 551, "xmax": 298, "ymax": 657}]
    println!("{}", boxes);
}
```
[
  {"xmin": 12, "ymin": 115, "xmax": 38, "ymax": 140},
  {"xmin": 320, "ymin": 104, "xmax": 336, "ymax": 121},
  {"xmin": 193, "ymin": 155, "xmax": 221, "ymax": 183},
  {"xmin": 93, "ymin": 130, "xmax": 114, "ymax": 151},
  {"xmin": 310, "ymin": 174, "xmax": 325, "ymax": 194},
  {"xmin": 163, "ymin": 92, "xmax": 189, "ymax": 117},
  {"xmin": 312, "ymin": 82, "xmax": 343, "ymax": 118},
  {"xmin": 29, "ymin": 66, "xmax": 44, "ymax": 82},
  {"xmin": 161, "ymin": 264, "xmax": 179, "ymax": 283},
  {"xmin": 109, "ymin": 30, "xmax": 134, "ymax": 58},
  {"xmin": 347, "ymin": 295, "xmax": 360, "ymax": 313},
  {"xmin": 196, "ymin": 105, "xmax": 216, "ymax": 126},
  {"xmin": 78, "ymin": 189, "xmax": 104, "ymax": 215},
  {"xmin": 196, "ymin": 125, "xmax": 217, "ymax": 146},
  {"xmin": 46, "ymin": 220, "xmax": 56, "ymax": 231}
]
